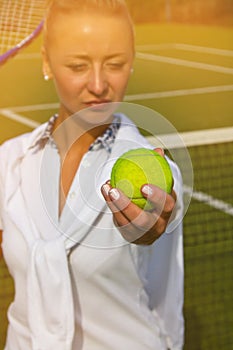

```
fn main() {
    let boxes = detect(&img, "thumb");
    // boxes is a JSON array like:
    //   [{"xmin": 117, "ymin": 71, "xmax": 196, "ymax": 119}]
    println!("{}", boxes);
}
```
[{"xmin": 154, "ymin": 147, "xmax": 165, "ymax": 157}]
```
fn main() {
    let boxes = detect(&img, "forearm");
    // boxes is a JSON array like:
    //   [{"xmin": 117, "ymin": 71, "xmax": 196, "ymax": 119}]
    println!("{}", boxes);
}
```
[{"xmin": 0, "ymin": 230, "xmax": 3, "ymax": 259}]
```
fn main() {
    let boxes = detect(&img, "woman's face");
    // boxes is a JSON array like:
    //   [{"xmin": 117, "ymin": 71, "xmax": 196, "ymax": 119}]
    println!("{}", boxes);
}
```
[{"xmin": 43, "ymin": 9, "xmax": 135, "ymax": 118}]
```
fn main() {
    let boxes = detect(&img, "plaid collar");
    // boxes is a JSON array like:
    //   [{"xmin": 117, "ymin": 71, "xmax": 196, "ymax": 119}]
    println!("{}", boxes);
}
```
[{"xmin": 38, "ymin": 114, "xmax": 121, "ymax": 154}]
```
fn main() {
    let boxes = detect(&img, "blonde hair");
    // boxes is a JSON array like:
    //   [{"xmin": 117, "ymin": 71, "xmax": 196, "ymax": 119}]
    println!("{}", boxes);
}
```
[
  {"xmin": 45, "ymin": 0, "xmax": 129, "ymax": 11},
  {"xmin": 44, "ymin": 0, "xmax": 134, "ymax": 46}
]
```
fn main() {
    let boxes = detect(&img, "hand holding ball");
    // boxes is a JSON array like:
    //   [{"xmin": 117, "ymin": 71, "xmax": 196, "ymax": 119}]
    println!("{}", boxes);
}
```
[{"xmin": 110, "ymin": 148, "xmax": 173, "ymax": 210}]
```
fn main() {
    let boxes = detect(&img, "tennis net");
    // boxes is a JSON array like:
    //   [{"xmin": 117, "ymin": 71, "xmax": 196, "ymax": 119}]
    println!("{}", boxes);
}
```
[
  {"xmin": 150, "ymin": 126, "xmax": 233, "ymax": 349},
  {"xmin": 0, "ymin": 126, "xmax": 233, "ymax": 349},
  {"xmin": 181, "ymin": 128, "xmax": 233, "ymax": 350}
]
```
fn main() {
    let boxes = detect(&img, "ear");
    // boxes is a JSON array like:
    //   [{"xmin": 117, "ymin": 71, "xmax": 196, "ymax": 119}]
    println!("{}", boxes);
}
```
[{"xmin": 41, "ymin": 46, "xmax": 53, "ymax": 80}]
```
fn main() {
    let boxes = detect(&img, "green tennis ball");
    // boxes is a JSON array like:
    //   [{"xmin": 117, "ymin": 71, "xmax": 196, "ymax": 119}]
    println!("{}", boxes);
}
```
[{"xmin": 110, "ymin": 148, "xmax": 173, "ymax": 210}]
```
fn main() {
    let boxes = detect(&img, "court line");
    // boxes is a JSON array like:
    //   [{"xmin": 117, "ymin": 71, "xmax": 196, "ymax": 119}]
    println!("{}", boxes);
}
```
[
  {"xmin": 5, "ymin": 42, "xmax": 233, "ymax": 218},
  {"xmin": 18, "ymin": 44, "xmax": 233, "ymax": 60},
  {"xmin": 147, "ymin": 126, "xmax": 233, "ymax": 148},
  {"xmin": 136, "ymin": 52, "xmax": 233, "ymax": 75},
  {"xmin": 184, "ymin": 186, "xmax": 233, "ymax": 217},
  {"xmin": 0, "ymin": 109, "xmax": 40, "ymax": 128},
  {"xmin": 125, "ymin": 84, "xmax": 233, "ymax": 101},
  {"xmin": 136, "ymin": 43, "xmax": 233, "ymax": 57},
  {"xmin": 1, "ymin": 108, "xmax": 233, "ymax": 216},
  {"xmin": 3, "ymin": 103, "xmax": 60, "ymax": 112},
  {"xmin": 2, "ymin": 107, "xmax": 232, "ymax": 147},
  {"xmin": 16, "ymin": 47, "xmax": 233, "ymax": 75},
  {"xmin": 1, "ymin": 84, "xmax": 232, "ymax": 114},
  {"xmin": 173, "ymin": 44, "xmax": 233, "ymax": 57}
]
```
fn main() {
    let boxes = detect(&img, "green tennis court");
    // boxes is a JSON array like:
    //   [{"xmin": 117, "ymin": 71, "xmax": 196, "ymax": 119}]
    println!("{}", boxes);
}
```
[{"xmin": 0, "ymin": 22, "xmax": 232, "ymax": 349}]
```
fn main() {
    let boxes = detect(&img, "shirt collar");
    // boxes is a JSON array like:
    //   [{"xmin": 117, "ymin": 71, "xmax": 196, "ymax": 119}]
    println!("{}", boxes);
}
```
[
  {"xmin": 89, "ymin": 115, "xmax": 121, "ymax": 153},
  {"xmin": 32, "ymin": 114, "xmax": 121, "ymax": 154}
]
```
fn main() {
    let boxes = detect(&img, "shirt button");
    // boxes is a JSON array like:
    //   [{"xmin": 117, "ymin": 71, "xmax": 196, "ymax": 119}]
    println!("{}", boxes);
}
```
[
  {"xmin": 82, "ymin": 159, "xmax": 91, "ymax": 168},
  {"xmin": 70, "ymin": 191, "xmax": 76, "ymax": 199}
]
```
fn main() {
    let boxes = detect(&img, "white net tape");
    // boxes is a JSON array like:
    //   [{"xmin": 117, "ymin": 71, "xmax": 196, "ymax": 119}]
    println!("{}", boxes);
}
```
[{"xmin": 0, "ymin": 0, "xmax": 45, "ymax": 54}]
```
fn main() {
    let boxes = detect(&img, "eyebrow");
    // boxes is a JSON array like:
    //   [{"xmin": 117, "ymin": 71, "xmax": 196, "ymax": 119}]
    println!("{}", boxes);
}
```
[{"xmin": 65, "ymin": 52, "xmax": 127, "ymax": 60}]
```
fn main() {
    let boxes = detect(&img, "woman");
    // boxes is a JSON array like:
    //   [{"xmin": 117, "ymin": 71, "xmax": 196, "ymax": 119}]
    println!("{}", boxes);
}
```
[{"xmin": 0, "ymin": 0, "xmax": 184, "ymax": 349}]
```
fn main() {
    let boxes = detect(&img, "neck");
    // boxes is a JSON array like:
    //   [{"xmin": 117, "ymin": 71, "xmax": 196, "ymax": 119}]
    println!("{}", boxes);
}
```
[{"xmin": 52, "ymin": 109, "xmax": 113, "ymax": 158}]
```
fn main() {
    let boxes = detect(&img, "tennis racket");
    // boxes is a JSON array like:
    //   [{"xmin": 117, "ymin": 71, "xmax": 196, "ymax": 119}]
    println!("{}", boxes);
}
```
[{"xmin": 0, "ymin": 0, "xmax": 45, "ymax": 65}]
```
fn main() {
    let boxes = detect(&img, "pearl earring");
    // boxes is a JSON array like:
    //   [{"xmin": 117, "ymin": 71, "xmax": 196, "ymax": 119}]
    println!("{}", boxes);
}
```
[
  {"xmin": 44, "ymin": 74, "xmax": 49, "ymax": 81},
  {"xmin": 130, "ymin": 68, "xmax": 134, "ymax": 74}
]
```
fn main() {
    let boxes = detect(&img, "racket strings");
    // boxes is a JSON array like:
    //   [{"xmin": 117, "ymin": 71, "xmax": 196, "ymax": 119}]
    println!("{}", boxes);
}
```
[{"xmin": 0, "ymin": 0, "xmax": 45, "ymax": 54}]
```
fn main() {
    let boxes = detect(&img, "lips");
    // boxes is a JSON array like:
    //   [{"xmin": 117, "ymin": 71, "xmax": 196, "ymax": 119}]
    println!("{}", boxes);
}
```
[
  {"xmin": 84, "ymin": 100, "xmax": 111, "ymax": 108},
  {"xmin": 83, "ymin": 100, "xmax": 113, "ymax": 113}
]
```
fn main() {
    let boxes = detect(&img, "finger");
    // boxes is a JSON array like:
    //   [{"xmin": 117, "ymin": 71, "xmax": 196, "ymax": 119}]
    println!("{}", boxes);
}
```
[
  {"xmin": 108, "ymin": 188, "xmax": 159, "ymax": 233},
  {"xmin": 101, "ymin": 182, "xmax": 112, "ymax": 202},
  {"xmin": 101, "ymin": 183, "xmax": 132, "ymax": 227},
  {"xmin": 110, "ymin": 203, "xmax": 160, "ymax": 244},
  {"xmin": 154, "ymin": 147, "xmax": 165, "ymax": 157},
  {"xmin": 102, "ymin": 183, "xmax": 161, "ymax": 239},
  {"xmin": 102, "ymin": 183, "xmax": 155, "ymax": 231},
  {"xmin": 101, "ymin": 183, "xmax": 167, "ymax": 244},
  {"xmin": 101, "ymin": 182, "xmax": 130, "ymax": 214},
  {"xmin": 141, "ymin": 184, "xmax": 176, "ymax": 216}
]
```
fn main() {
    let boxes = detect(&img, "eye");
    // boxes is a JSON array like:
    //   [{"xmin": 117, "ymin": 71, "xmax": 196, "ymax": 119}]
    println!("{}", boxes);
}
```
[
  {"xmin": 106, "ymin": 61, "xmax": 125, "ymax": 70},
  {"xmin": 67, "ymin": 63, "xmax": 89, "ymax": 72}
]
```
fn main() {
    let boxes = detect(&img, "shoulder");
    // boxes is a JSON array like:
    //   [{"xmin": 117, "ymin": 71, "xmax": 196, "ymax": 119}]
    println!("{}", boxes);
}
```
[
  {"xmin": 0, "ymin": 122, "xmax": 48, "ymax": 171},
  {"xmin": 0, "ymin": 132, "xmax": 30, "ymax": 155}
]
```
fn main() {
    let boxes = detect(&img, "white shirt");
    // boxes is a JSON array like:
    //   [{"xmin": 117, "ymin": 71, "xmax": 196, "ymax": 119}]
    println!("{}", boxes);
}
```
[{"xmin": 0, "ymin": 114, "xmax": 184, "ymax": 350}]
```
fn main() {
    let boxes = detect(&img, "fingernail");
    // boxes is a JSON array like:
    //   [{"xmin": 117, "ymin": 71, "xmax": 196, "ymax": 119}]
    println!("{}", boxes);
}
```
[
  {"xmin": 142, "ymin": 185, "xmax": 153, "ymax": 197},
  {"xmin": 102, "ymin": 183, "xmax": 111, "ymax": 196},
  {"xmin": 109, "ymin": 188, "xmax": 120, "ymax": 200}
]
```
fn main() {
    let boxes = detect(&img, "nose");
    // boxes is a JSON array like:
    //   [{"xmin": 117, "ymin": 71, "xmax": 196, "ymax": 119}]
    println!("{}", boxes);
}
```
[{"xmin": 87, "ymin": 65, "xmax": 108, "ymax": 97}]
